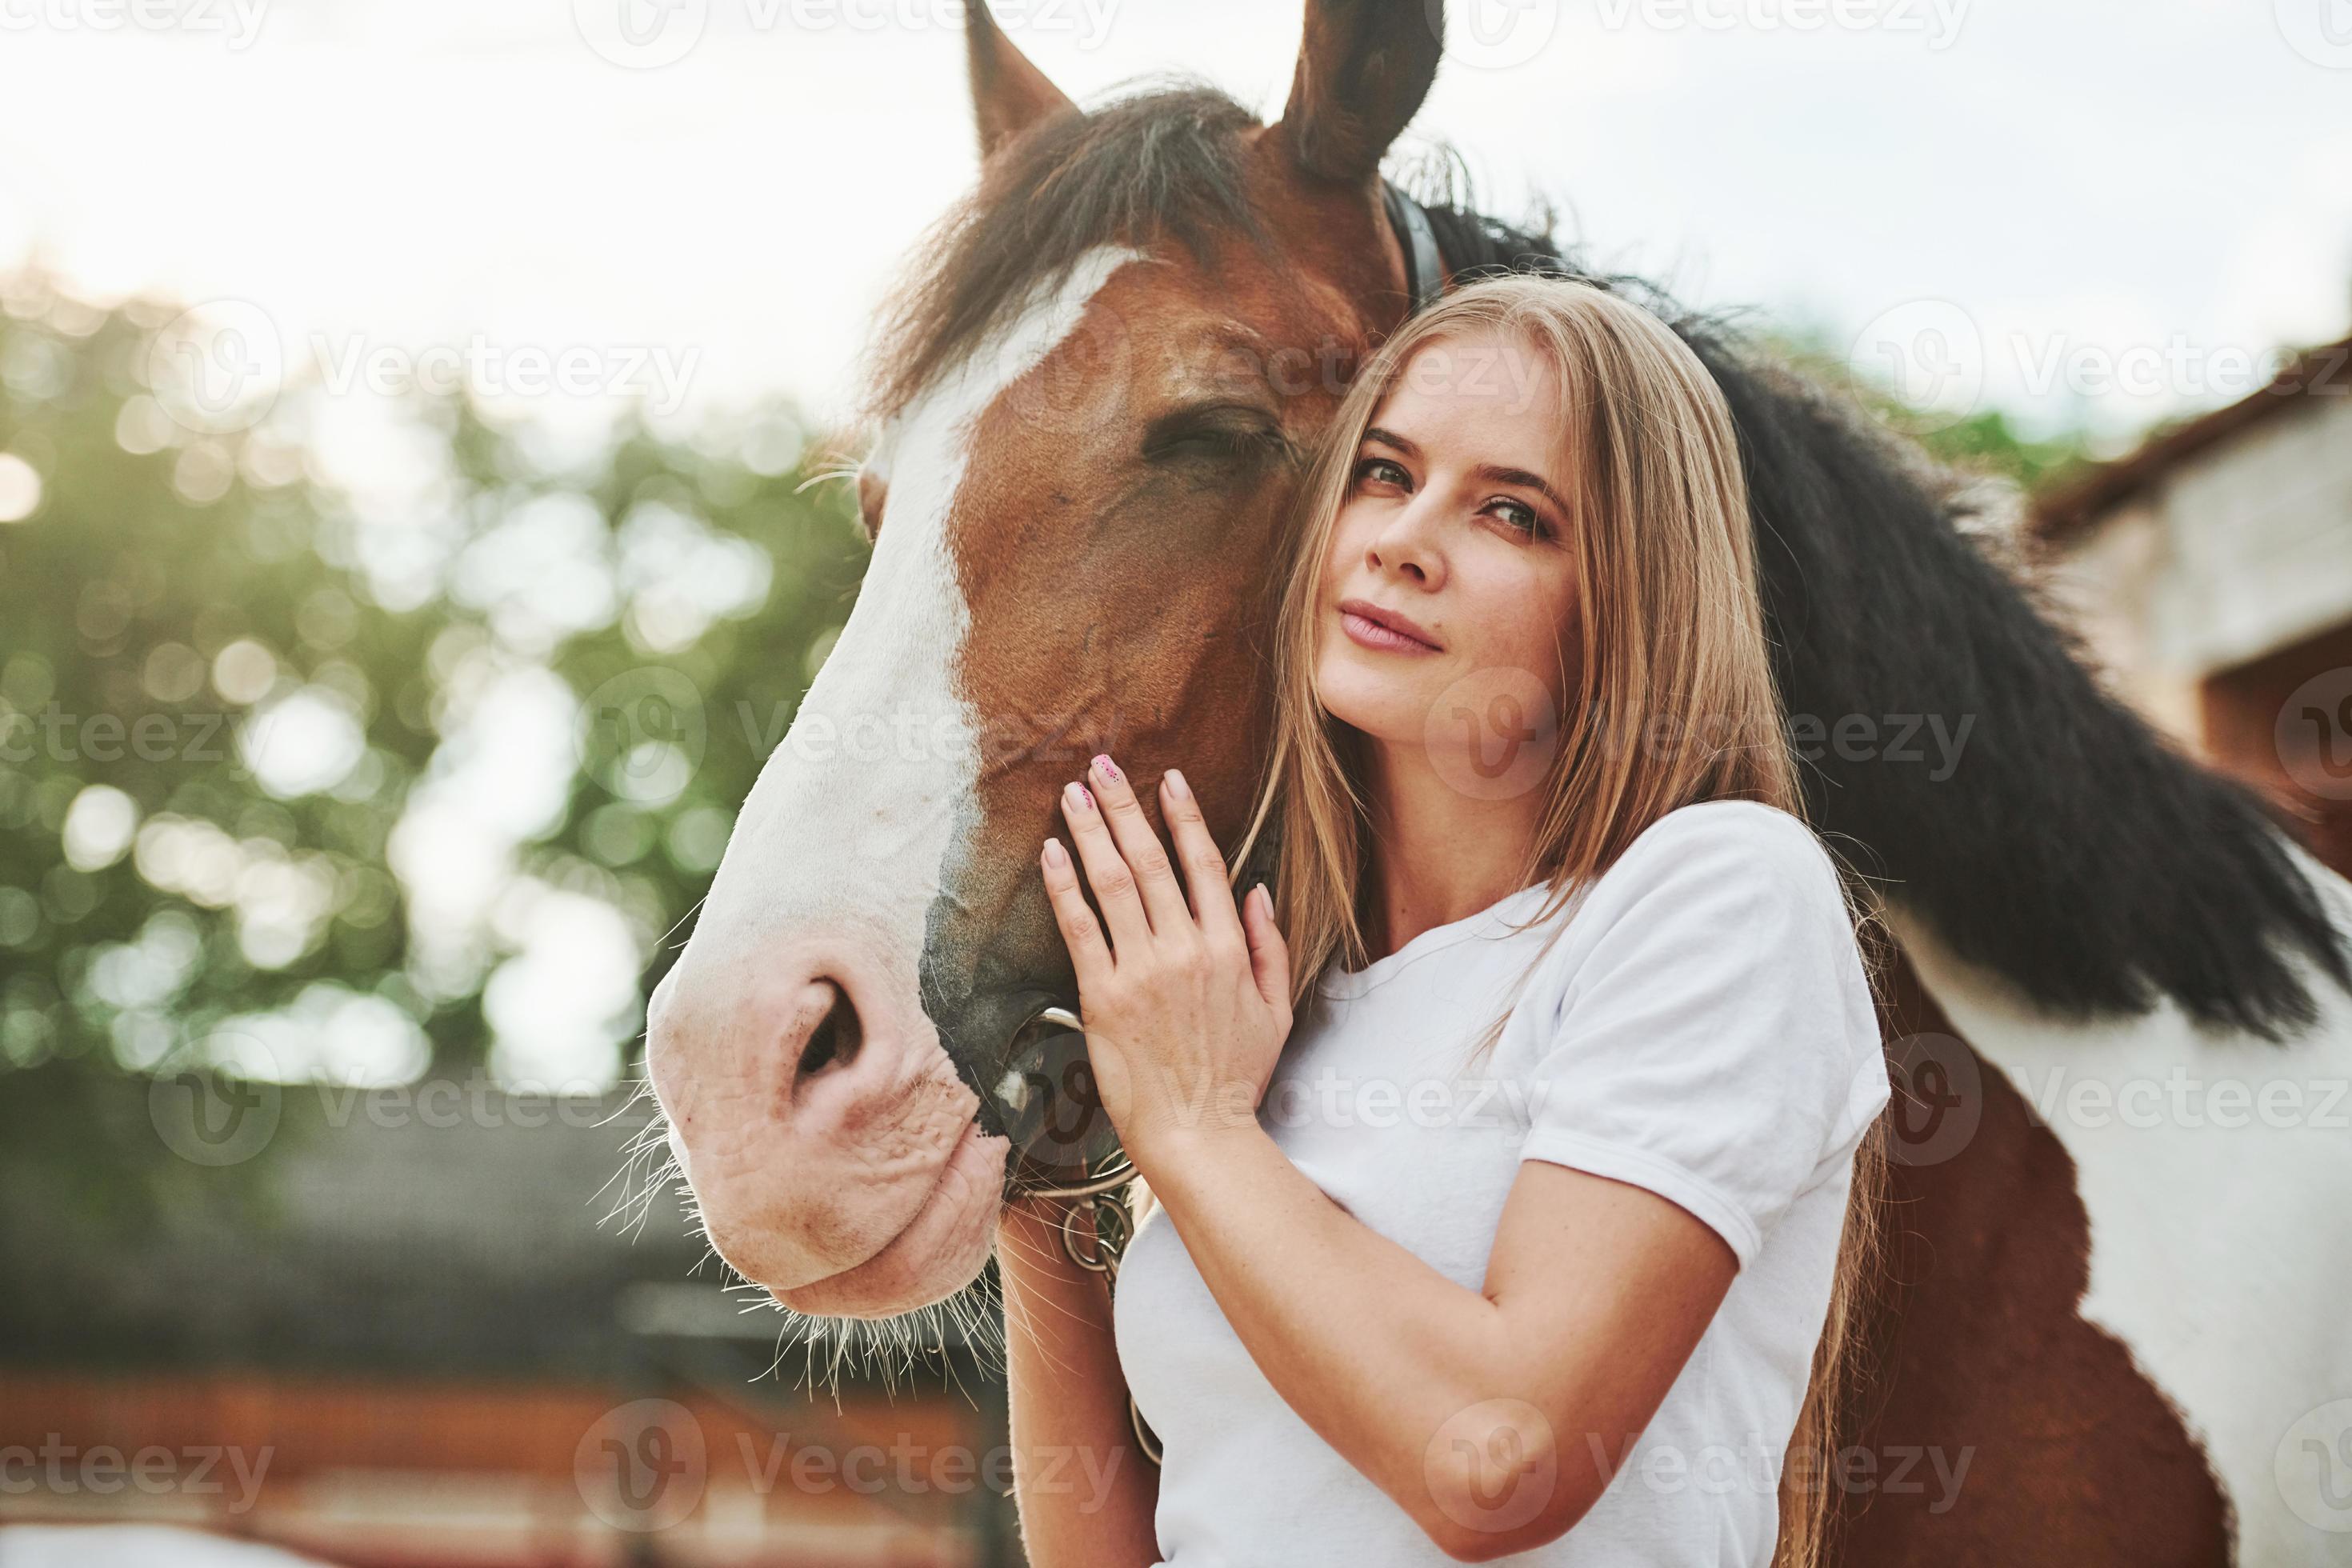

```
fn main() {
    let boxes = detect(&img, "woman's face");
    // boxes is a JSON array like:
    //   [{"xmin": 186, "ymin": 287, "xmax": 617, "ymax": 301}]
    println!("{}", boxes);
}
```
[{"xmin": 1314, "ymin": 327, "xmax": 1582, "ymax": 761}]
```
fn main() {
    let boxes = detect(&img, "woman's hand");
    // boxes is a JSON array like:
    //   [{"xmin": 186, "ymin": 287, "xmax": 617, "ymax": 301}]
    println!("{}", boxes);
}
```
[{"xmin": 1039, "ymin": 754, "xmax": 1293, "ymax": 1163}]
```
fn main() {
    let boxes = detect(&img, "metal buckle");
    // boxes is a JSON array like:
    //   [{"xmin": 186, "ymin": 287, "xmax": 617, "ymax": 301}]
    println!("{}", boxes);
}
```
[{"xmin": 1000, "ymin": 1004, "xmax": 1138, "ymax": 1199}]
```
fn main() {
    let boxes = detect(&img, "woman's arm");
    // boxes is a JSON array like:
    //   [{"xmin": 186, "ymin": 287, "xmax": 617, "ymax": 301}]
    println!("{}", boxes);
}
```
[
  {"xmin": 994, "ymin": 1192, "xmax": 1162, "ymax": 1568},
  {"xmin": 1132, "ymin": 1123, "xmax": 1734, "ymax": 1562},
  {"xmin": 1034, "ymin": 758, "xmax": 1751, "ymax": 1562}
]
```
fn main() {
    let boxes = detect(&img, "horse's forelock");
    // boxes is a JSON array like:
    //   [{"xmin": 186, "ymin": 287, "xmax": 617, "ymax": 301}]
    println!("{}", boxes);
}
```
[{"xmin": 865, "ymin": 83, "xmax": 1267, "ymax": 426}]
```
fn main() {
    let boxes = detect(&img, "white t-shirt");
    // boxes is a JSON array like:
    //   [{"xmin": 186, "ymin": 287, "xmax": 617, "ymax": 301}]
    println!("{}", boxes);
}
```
[{"xmin": 1110, "ymin": 799, "xmax": 1891, "ymax": 1566}]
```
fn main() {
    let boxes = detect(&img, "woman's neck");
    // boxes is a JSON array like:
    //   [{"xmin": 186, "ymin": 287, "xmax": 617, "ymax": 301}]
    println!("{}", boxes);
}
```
[{"xmin": 1360, "ymin": 738, "xmax": 1547, "ymax": 960}]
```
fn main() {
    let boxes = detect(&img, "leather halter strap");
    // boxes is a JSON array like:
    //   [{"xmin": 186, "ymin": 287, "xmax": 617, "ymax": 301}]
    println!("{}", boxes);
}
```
[{"xmin": 1381, "ymin": 178, "xmax": 1447, "ymax": 316}]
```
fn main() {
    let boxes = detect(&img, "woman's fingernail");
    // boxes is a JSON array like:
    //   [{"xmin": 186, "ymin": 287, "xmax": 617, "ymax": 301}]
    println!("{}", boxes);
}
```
[
  {"xmin": 1043, "ymin": 838, "xmax": 1069, "ymax": 868},
  {"xmin": 1092, "ymin": 754, "xmax": 1119, "ymax": 782},
  {"xmin": 1164, "ymin": 768, "xmax": 1191, "ymax": 800},
  {"xmin": 1065, "ymin": 782, "xmax": 1094, "ymax": 811}
]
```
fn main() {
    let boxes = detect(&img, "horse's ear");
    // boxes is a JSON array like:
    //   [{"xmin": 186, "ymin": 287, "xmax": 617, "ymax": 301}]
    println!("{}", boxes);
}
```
[
  {"xmin": 966, "ymin": 3, "xmax": 1075, "ymax": 161},
  {"xmin": 1273, "ymin": 0, "xmax": 1444, "ymax": 183}
]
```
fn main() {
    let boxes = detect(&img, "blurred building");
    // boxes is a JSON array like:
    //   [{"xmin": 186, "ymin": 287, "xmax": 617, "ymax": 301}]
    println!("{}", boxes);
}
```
[
  {"xmin": 2034, "ymin": 334, "xmax": 2352, "ymax": 875},
  {"xmin": 0, "ymin": 1073, "xmax": 1018, "ymax": 1568}
]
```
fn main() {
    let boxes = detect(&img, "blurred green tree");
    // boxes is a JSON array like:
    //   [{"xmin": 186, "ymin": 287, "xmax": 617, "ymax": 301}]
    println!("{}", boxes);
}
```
[{"xmin": 0, "ymin": 276, "xmax": 868, "ymax": 1130}]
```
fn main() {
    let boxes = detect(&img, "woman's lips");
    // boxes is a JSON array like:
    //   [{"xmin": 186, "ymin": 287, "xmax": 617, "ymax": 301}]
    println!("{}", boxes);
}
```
[{"xmin": 1338, "ymin": 599, "xmax": 1442, "ymax": 654}]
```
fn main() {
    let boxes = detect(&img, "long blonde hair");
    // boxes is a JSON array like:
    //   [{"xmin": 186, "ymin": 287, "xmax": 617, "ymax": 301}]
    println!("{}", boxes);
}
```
[{"xmin": 1234, "ymin": 275, "xmax": 1887, "ymax": 1568}]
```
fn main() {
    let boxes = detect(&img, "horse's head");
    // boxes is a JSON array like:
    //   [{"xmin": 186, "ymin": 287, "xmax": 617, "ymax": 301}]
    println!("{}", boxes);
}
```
[{"xmin": 646, "ymin": 2, "xmax": 1443, "ymax": 1316}]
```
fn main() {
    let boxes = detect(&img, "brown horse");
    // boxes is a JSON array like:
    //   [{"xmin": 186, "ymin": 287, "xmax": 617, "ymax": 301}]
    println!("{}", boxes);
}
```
[{"xmin": 645, "ymin": 4, "xmax": 2352, "ymax": 1561}]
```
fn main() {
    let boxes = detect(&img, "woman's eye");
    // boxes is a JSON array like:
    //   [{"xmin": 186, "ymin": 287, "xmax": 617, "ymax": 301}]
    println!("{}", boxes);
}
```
[
  {"xmin": 1354, "ymin": 457, "xmax": 1410, "ymax": 490},
  {"xmin": 1485, "ymin": 498, "xmax": 1543, "ymax": 537}
]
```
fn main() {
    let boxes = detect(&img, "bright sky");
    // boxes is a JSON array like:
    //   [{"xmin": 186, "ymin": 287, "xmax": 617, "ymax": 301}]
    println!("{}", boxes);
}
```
[{"xmin": 2, "ymin": 0, "xmax": 2348, "ymax": 449}]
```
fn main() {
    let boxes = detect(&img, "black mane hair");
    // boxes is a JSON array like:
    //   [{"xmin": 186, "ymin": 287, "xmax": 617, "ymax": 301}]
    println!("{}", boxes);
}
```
[
  {"xmin": 1409, "ymin": 195, "xmax": 2350, "ymax": 1039},
  {"xmin": 890, "ymin": 82, "xmax": 2349, "ymax": 1039}
]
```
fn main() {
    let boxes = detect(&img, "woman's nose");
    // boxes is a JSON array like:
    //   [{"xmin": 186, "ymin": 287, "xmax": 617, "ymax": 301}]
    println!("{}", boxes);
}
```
[{"xmin": 1366, "ymin": 494, "xmax": 1446, "ymax": 586}]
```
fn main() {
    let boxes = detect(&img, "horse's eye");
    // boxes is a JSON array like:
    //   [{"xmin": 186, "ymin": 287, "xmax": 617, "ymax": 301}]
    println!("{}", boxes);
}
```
[{"xmin": 1141, "ymin": 406, "xmax": 1288, "ymax": 467}]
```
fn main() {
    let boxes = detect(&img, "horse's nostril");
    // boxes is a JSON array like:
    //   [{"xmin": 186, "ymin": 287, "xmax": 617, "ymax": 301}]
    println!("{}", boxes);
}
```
[{"xmin": 798, "ymin": 981, "xmax": 863, "ymax": 1078}]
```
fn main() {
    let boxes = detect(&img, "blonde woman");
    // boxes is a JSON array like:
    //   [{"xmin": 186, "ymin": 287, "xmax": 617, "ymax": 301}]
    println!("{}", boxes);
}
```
[{"xmin": 1000, "ymin": 275, "xmax": 1892, "ymax": 1567}]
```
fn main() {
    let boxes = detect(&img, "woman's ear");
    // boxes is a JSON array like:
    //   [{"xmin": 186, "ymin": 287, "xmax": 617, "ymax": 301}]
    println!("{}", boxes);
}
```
[{"xmin": 964, "ymin": 2, "xmax": 1076, "ymax": 161}]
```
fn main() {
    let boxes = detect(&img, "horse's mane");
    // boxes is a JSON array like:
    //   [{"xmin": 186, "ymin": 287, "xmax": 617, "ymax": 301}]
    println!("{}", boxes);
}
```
[
  {"xmin": 883, "ymin": 83, "xmax": 2351, "ymax": 1038},
  {"xmin": 1411, "ymin": 189, "xmax": 2349, "ymax": 1039}
]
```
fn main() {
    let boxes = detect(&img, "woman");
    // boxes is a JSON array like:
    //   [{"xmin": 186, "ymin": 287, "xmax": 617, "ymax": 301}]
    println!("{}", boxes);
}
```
[{"xmin": 997, "ymin": 276, "xmax": 1891, "ymax": 1567}]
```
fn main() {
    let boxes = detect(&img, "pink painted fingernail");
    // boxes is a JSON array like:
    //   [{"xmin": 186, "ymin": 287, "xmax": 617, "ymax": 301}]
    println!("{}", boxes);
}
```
[
  {"xmin": 1042, "ymin": 838, "xmax": 1068, "ymax": 868},
  {"xmin": 1092, "ymin": 754, "xmax": 1119, "ymax": 782},
  {"xmin": 1164, "ymin": 768, "xmax": 1191, "ymax": 800},
  {"xmin": 1065, "ymin": 782, "xmax": 1094, "ymax": 811}
]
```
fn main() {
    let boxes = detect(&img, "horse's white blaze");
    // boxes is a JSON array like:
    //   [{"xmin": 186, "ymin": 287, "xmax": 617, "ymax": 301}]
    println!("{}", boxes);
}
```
[
  {"xmin": 1893, "ymin": 849, "xmax": 2352, "ymax": 1566},
  {"xmin": 695, "ymin": 247, "xmax": 1141, "ymax": 983}
]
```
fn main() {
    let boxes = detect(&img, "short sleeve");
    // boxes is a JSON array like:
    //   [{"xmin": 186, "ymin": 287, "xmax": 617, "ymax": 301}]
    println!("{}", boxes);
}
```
[{"xmin": 1517, "ymin": 803, "xmax": 1888, "ymax": 1269}]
